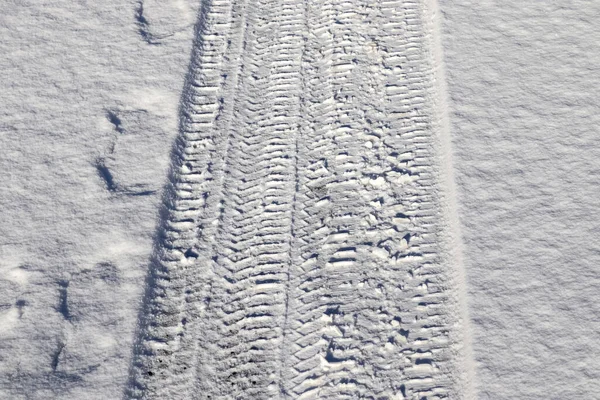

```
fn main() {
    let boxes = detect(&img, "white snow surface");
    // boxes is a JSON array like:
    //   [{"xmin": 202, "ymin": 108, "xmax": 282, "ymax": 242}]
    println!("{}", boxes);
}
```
[
  {"xmin": 0, "ymin": 0, "xmax": 597, "ymax": 399},
  {"xmin": 440, "ymin": 1, "xmax": 600, "ymax": 399},
  {"xmin": 0, "ymin": 1, "xmax": 199, "ymax": 398}
]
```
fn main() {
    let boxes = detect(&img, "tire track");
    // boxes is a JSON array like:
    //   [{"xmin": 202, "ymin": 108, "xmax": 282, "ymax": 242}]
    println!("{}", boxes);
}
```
[
  {"xmin": 192, "ymin": 0, "xmax": 306, "ymax": 397},
  {"xmin": 281, "ymin": 0, "xmax": 468, "ymax": 399},
  {"xmin": 128, "ymin": 0, "xmax": 307, "ymax": 398},
  {"xmin": 127, "ymin": 0, "xmax": 472, "ymax": 399},
  {"xmin": 127, "ymin": 0, "xmax": 251, "ymax": 397}
]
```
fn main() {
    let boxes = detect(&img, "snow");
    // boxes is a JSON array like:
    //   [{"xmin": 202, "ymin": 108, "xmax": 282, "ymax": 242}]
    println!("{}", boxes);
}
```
[
  {"xmin": 1, "ymin": 0, "xmax": 598, "ymax": 399},
  {"xmin": 0, "ymin": 1, "xmax": 198, "ymax": 398},
  {"xmin": 439, "ymin": 0, "xmax": 600, "ymax": 398}
]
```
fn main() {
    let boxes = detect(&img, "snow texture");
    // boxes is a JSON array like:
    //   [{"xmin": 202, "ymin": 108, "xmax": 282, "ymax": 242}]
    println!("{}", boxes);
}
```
[
  {"xmin": 1, "ymin": 0, "xmax": 596, "ymax": 399},
  {"xmin": 439, "ymin": 1, "xmax": 600, "ymax": 399},
  {"xmin": 0, "ymin": 1, "xmax": 199, "ymax": 398},
  {"xmin": 126, "ymin": 0, "xmax": 472, "ymax": 398}
]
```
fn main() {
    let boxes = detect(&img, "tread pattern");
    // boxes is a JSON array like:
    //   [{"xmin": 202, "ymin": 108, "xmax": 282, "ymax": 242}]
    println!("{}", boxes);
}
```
[
  {"xmin": 127, "ymin": 0, "xmax": 470, "ymax": 399},
  {"xmin": 281, "ymin": 1, "xmax": 457, "ymax": 398}
]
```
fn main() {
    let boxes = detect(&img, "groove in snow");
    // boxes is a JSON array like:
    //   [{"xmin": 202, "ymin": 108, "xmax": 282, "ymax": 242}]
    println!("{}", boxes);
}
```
[{"xmin": 126, "ymin": 0, "xmax": 473, "ymax": 399}]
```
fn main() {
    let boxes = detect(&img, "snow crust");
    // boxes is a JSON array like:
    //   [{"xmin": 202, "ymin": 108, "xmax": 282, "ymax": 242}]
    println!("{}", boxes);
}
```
[
  {"xmin": 0, "ymin": 1, "xmax": 198, "ymax": 398},
  {"xmin": 439, "ymin": 1, "xmax": 600, "ymax": 398},
  {"xmin": 1, "ymin": 0, "xmax": 598, "ymax": 398}
]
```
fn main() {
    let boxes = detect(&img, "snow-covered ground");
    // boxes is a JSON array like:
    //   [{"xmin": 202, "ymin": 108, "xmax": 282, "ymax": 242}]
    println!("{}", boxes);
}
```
[
  {"xmin": 0, "ymin": 0, "xmax": 598, "ymax": 399},
  {"xmin": 440, "ymin": 1, "xmax": 600, "ymax": 398},
  {"xmin": 0, "ymin": 1, "xmax": 199, "ymax": 398}
]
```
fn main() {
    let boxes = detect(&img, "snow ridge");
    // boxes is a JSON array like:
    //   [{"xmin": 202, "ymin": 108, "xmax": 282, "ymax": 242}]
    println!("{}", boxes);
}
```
[{"xmin": 126, "ymin": 0, "xmax": 472, "ymax": 399}]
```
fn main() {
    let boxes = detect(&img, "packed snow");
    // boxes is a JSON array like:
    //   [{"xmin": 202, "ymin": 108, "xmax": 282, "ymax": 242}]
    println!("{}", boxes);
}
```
[{"xmin": 0, "ymin": 0, "xmax": 597, "ymax": 399}]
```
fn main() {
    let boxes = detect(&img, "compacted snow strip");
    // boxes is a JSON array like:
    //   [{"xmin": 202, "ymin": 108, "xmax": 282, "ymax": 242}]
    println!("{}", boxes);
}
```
[
  {"xmin": 128, "ymin": 0, "xmax": 252, "ymax": 397},
  {"xmin": 127, "ymin": 0, "xmax": 473, "ymax": 399}
]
